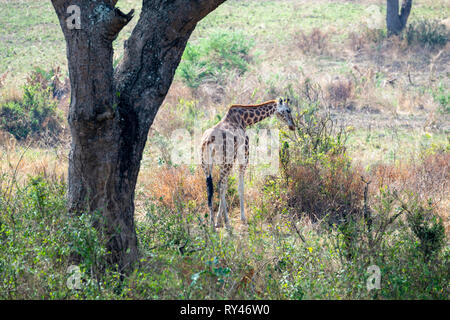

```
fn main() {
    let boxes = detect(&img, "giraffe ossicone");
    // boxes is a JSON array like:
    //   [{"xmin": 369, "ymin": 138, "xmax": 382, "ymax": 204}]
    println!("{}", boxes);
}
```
[{"xmin": 200, "ymin": 98, "xmax": 295, "ymax": 230}]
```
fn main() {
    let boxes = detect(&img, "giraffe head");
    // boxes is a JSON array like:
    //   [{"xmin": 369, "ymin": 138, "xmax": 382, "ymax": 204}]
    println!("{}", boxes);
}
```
[{"xmin": 275, "ymin": 98, "xmax": 295, "ymax": 131}]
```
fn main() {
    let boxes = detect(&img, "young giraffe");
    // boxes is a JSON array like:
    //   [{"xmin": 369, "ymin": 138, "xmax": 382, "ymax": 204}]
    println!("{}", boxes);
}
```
[{"xmin": 201, "ymin": 98, "xmax": 295, "ymax": 230}]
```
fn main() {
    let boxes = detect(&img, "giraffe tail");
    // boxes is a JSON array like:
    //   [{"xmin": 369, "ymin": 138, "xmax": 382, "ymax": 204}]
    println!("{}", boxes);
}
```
[{"xmin": 206, "ymin": 175, "xmax": 213, "ymax": 208}]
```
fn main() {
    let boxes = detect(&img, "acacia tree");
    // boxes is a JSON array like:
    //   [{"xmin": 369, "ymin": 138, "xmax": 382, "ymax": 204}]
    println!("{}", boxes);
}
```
[
  {"xmin": 386, "ymin": 0, "xmax": 413, "ymax": 35},
  {"xmin": 50, "ymin": 0, "xmax": 226, "ymax": 272}
]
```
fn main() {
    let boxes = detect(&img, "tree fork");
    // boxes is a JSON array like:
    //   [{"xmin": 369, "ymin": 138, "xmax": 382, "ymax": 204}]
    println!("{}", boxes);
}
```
[{"xmin": 386, "ymin": 0, "xmax": 413, "ymax": 36}]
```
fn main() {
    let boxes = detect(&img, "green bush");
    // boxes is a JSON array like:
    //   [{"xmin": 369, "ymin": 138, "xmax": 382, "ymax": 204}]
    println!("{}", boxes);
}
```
[
  {"xmin": 0, "ymin": 173, "xmax": 448, "ymax": 299},
  {"xmin": 274, "ymin": 101, "xmax": 361, "ymax": 224},
  {"xmin": 0, "ymin": 69, "xmax": 64, "ymax": 141},
  {"xmin": 405, "ymin": 199, "xmax": 446, "ymax": 262},
  {"xmin": 0, "ymin": 100, "xmax": 30, "ymax": 139},
  {"xmin": 433, "ymin": 83, "xmax": 449, "ymax": 114},
  {"xmin": 335, "ymin": 188, "xmax": 449, "ymax": 299},
  {"xmin": 405, "ymin": 19, "xmax": 448, "ymax": 48},
  {"xmin": 177, "ymin": 31, "xmax": 254, "ymax": 88},
  {"xmin": 0, "ymin": 175, "xmax": 118, "ymax": 299}
]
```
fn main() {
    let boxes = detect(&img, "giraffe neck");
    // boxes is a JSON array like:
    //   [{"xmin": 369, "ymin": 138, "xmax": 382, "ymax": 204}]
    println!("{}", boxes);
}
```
[{"xmin": 224, "ymin": 101, "xmax": 277, "ymax": 129}]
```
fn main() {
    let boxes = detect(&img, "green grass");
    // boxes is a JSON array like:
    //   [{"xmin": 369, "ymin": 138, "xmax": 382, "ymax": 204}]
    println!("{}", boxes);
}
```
[
  {"xmin": 2, "ymin": 0, "xmax": 448, "ymax": 84},
  {"xmin": 0, "ymin": 1, "xmax": 65, "ymax": 80},
  {"xmin": 347, "ymin": 127, "xmax": 449, "ymax": 165}
]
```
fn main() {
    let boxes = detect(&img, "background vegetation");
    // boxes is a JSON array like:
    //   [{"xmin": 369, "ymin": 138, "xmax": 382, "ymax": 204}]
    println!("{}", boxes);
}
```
[{"xmin": 0, "ymin": 0, "xmax": 448, "ymax": 299}]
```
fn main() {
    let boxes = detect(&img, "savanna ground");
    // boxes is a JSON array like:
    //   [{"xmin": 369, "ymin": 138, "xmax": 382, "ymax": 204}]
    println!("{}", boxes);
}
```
[{"xmin": 0, "ymin": 0, "xmax": 449, "ymax": 299}]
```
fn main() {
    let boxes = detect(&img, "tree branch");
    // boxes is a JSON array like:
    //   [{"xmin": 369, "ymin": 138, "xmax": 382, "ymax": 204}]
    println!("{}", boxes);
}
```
[
  {"xmin": 103, "ymin": 8, "xmax": 135, "ymax": 40},
  {"xmin": 399, "ymin": 0, "xmax": 413, "ymax": 26}
]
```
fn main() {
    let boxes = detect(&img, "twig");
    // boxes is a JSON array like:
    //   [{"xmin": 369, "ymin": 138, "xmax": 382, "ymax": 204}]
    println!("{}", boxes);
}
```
[
  {"xmin": 290, "ymin": 216, "xmax": 306, "ymax": 243},
  {"xmin": 361, "ymin": 176, "xmax": 372, "ymax": 232}
]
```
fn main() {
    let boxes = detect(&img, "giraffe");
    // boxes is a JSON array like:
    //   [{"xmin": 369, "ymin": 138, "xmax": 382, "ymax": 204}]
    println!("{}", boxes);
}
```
[{"xmin": 201, "ymin": 98, "xmax": 295, "ymax": 230}]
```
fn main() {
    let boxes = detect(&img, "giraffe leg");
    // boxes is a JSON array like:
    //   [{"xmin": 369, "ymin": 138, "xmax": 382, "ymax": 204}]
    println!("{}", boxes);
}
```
[
  {"xmin": 201, "ymin": 141, "xmax": 215, "ymax": 230},
  {"xmin": 238, "ymin": 167, "xmax": 246, "ymax": 224},
  {"xmin": 216, "ymin": 131, "xmax": 235, "ymax": 230},
  {"xmin": 221, "ymin": 179, "xmax": 231, "ymax": 230},
  {"xmin": 216, "ymin": 164, "xmax": 232, "ymax": 229},
  {"xmin": 238, "ymin": 136, "xmax": 249, "ymax": 224},
  {"xmin": 216, "ymin": 179, "xmax": 227, "ymax": 228},
  {"xmin": 207, "ymin": 175, "xmax": 215, "ymax": 230}
]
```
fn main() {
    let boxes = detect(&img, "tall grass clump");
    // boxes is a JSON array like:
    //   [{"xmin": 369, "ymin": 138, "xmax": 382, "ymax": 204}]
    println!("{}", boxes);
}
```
[
  {"xmin": 405, "ymin": 19, "xmax": 448, "ymax": 48},
  {"xmin": 177, "ymin": 31, "xmax": 254, "ymax": 89},
  {"xmin": 294, "ymin": 28, "xmax": 330, "ymax": 55},
  {"xmin": 0, "ymin": 68, "xmax": 65, "ymax": 142}
]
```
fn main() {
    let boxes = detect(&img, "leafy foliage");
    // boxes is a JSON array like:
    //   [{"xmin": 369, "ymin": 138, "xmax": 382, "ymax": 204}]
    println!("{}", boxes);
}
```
[
  {"xmin": 432, "ymin": 82, "xmax": 449, "ymax": 114},
  {"xmin": 405, "ymin": 19, "xmax": 448, "ymax": 48},
  {"xmin": 177, "ymin": 31, "xmax": 254, "ymax": 88},
  {"xmin": 405, "ymin": 199, "xmax": 446, "ymax": 262},
  {"xmin": 0, "ymin": 68, "xmax": 64, "ymax": 141}
]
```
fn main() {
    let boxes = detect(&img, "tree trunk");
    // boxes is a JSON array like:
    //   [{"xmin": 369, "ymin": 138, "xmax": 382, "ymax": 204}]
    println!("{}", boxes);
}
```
[
  {"xmin": 386, "ymin": 0, "xmax": 413, "ymax": 35},
  {"xmin": 51, "ymin": 0, "xmax": 226, "ymax": 273}
]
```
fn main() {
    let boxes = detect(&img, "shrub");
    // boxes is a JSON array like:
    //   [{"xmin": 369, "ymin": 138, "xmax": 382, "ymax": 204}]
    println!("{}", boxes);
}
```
[
  {"xmin": 294, "ymin": 28, "xmax": 330, "ymax": 55},
  {"xmin": 261, "ymin": 100, "xmax": 363, "ymax": 224},
  {"xmin": 348, "ymin": 27, "xmax": 386, "ymax": 52},
  {"xmin": 405, "ymin": 199, "xmax": 446, "ymax": 262},
  {"xmin": 0, "ymin": 68, "xmax": 64, "ymax": 141},
  {"xmin": 0, "ymin": 71, "xmax": 7, "ymax": 89},
  {"xmin": 405, "ymin": 19, "xmax": 448, "ymax": 48},
  {"xmin": 0, "ymin": 175, "xmax": 112, "ymax": 299},
  {"xmin": 177, "ymin": 31, "xmax": 254, "ymax": 89},
  {"xmin": 432, "ymin": 82, "xmax": 449, "ymax": 114},
  {"xmin": 325, "ymin": 77, "xmax": 355, "ymax": 109},
  {"xmin": 332, "ymin": 187, "xmax": 449, "ymax": 299}
]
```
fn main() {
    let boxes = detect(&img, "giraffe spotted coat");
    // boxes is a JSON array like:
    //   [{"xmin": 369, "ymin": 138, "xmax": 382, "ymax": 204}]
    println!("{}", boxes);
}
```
[{"xmin": 201, "ymin": 98, "xmax": 295, "ymax": 230}]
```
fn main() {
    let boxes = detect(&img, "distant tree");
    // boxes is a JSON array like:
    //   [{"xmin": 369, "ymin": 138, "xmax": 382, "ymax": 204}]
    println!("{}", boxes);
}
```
[
  {"xmin": 386, "ymin": 0, "xmax": 413, "ymax": 35},
  {"xmin": 50, "ymin": 0, "xmax": 226, "ymax": 273}
]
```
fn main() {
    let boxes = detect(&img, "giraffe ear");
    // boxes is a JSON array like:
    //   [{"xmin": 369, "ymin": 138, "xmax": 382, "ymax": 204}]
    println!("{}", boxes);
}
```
[
  {"xmin": 287, "ymin": 98, "xmax": 290, "ymax": 103},
  {"xmin": 278, "ymin": 98, "xmax": 283, "ymax": 105}
]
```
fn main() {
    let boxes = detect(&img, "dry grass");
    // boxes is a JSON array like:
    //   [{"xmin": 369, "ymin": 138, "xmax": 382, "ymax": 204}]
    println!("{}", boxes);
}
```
[
  {"xmin": 294, "ymin": 28, "xmax": 331, "ymax": 56},
  {"xmin": 0, "ymin": 145, "xmax": 67, "ymax": 188},
  {"xmin": 0, "ymin": 71, "xmax": 8, "ymax": 90},
  {"xmin": 324, "ymin": 77, "xmax": 355, "ymax": 109},
  {"xmin": 0, "ymin": 85, "xmax": 23, "ymax": 105},
  {"xmin": 369, "ymin": 151, "xmax": 449, "ymax": 232},
  {"xmin": 274, "ymin": 155, "xmax": 365, "ymax": 224},
  {"xmin": 136, "ymin": 165, "xmax": 207, "ymax": 220},
  {"xmin": 164, "ymin": 81, "xmax": 194, "ymax": 107},
  {"xmin": 0, "ymin": 130, "xmax": 16, "ymax": 150},
  {"xmin": 347, "ymin": 27, "xmax": 386, "ymax": 54}
]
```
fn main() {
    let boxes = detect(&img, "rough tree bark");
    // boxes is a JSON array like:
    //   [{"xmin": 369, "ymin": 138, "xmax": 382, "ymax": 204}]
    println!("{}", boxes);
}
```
[
  {"xmin": 386, "ymin": 0, "xmax": 413, "ymax": 35},
  {"xmin": 50, "ymin": 0, "xmax": 226, "ymax": 272}
]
